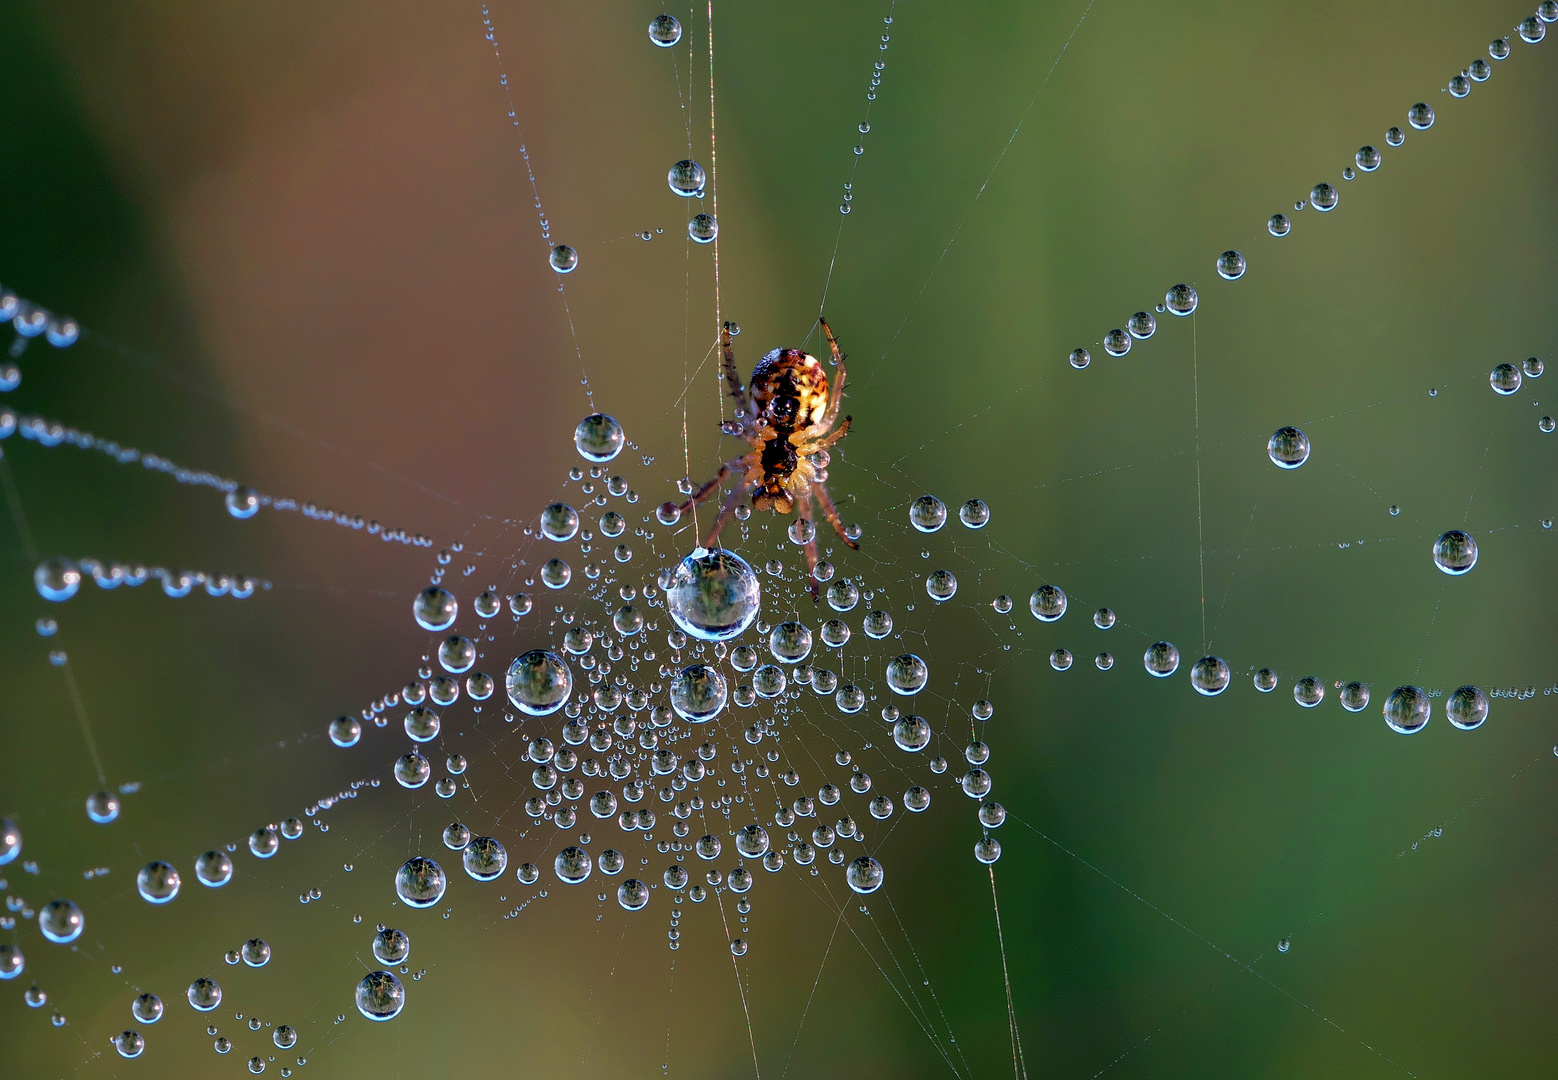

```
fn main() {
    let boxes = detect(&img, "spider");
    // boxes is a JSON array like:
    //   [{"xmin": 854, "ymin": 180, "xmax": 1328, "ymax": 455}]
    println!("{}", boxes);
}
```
[{"xmin": 674, "ymin": 316, "xmax": 858, "ymax": 598}]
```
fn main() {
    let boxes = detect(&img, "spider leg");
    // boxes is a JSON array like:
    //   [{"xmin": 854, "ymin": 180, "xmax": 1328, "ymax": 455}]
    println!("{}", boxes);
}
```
[
  {"xmin": 795, "ymin": 486, "xmax": 821, "ymax": 601},
  {"xmin": 805, "ymin": 414, "xmax": 853, "ymax": 452},
  {"xmin": 701, "ymin": 480, "xmax": 750, "ymax": 550},
  {"xmin": 812, "ymin": 477, "xmax": 858, "ymax": 550},
  {"xmin": 720, "ymin": 321, "xmax": 750, "ymax": 418},
  {"xmin": 677, "ymin": 456, "xmax": 746, "ymax": 515},
  {"xmin": 815, "ymin": 316, "xmax": 848, "ymax": 433}
]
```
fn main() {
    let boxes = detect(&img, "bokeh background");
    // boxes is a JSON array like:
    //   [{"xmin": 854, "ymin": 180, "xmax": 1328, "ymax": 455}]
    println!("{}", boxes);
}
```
[{"xmin": 3, "ymin": 0, "xmax": 1557, "ymax": 1076}]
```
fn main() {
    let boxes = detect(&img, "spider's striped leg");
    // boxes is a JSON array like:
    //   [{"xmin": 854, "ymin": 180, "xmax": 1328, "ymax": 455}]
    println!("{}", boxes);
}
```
[
  {"xmin": 807, "ymin": 415, "xmax": 853, "ymax": 452},
  {"xmin": 796, "ymin": 487, "xmax": 822, "ymax": 601},
  {"xmin": 676, "ymin": 457, "xmax": 745, "ymax": 516},
  {"xmin": 816, "ymin": 316, "xmax": 848, "ymax": 432},
  {"xmin": 720, "ymin": 322, "xmax": 750, "ymax": 417},
  {"xmin": 700, "ymin": 479, "xmax": 750, "ymax": 551},
  {"xmin": 812, "ymin": 478, "xmax": 858, "ymax": 550}
]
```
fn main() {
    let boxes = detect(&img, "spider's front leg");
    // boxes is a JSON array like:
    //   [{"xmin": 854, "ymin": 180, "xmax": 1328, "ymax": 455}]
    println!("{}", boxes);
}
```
[
  {"xmin": 720, "ymin": 321, "xmax": 750, "ymax": 419},
  {"xmin": 815, "ymin": 316, "xmax": 848, "ymax": 433}
]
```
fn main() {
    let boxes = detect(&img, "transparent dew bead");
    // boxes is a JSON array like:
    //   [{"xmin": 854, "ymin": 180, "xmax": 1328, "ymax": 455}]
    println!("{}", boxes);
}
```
[
  {"xmin": 688, "ymin": 214, "xmax": 718, "ymax": 243},
  {"xmin": 1216, "ymin": 250, "xmax": 1246, "ymax": 280},
  {"xmin": 648, "ymin": 13, "xmax": 682, "ymax": 46},
  {"xmin": 1339, "ymin": 682, "xmax": 1370, "ymax": 712},
  {"xmin": 1490, "ymin": 37, "xmax": 1511, "ymax": 60},
  {"xmin": 241, "ymin": 938, "xmax": 271, "ymax": 967},
  {"xmin": 972, "ymin": 699, "xmax": 994, "ymax": 721},
  {"xmin": 1356, "ymin": 145, "xmax": 1381, "ymax": 172},
  {"xmin": 1127, "ymin": 311, "xmax": 1156, "ymax": 339},
  {"xmin": 394, "ymin": 856, "xmax": 446, "ymax": 908},
  {"xmin": 412, "ymin": 586, "xmax": 457, "ymax": 632},
  {"xmin": 113, "ymin": 1031, "xmax": 145, "ymax": 1059},
  {"xmin": 540, "ymin": 502, "xmax": 580, "ymax": 541},
  {"xmin": 1310, "ymin": 183, "xmax": 1338, "ymax": 211},
  {"xmin": 34, "ymin": 557, "xmax": 82, "ymax": 602},
  {"xmin": 195, "ymin": 850, "xmax": 233, "ymax": 887},
  {"xmin": 1385, "ymin": 126, "xmax": 1405, "ymax": 147},
  {"xmin": 1293, "ymin": 677, "xmax": 1324, "ymax": 708},
  {"xmin": 1490, "ymin": 362, "xmax": 1522, "ymax": 395},
  {"xmin": 1069, "ymin": 347, "xmax": 1091, "ymax": 369},
  {"xmin": 1103, "ymin": 328, "xmax": 1131, "ymax": 357},
  {"xmin": 131, "ymin": 993, "xmax": 163, "ymax": 1024},
  {"xmin": 356, "ymin": 971, "xmax": 405, "ymax": 1021},
  {"xmin": 959, "ymin": 499, "xmax": 990, "ymax": 528},
  {"xmin": 665, "ymin": 548, "xmax": 761, "ymax": 642},
  {"xmin": 1448, "ymin": 75, "xmax": 1470, "ymax": 98},
  {"xmin": 861, "ymin": 610, "xmax": 893, "ymax": 639},
  {"xmin": 1165, "ymin": 284, "xmax": 1197, "ymax": 315},
  {"xmin": 463, "ymin": 836, "xmax": 508, "ymax": 881},
  {"xmin": 1407, "ymin": 102, "xmax": 1434, "ymax": 130},
  {"xmin": 1029, "ymin": 584, "xmax": 1066, "ymax": 622},
  {"xmin": 885, "ymin": 654, "xmax": 928, "ymax": 695},
  {"xmin": 909, "ymin": 494, "xmax": 947, "ymax": 532},
  {"xmin": 549, "ymin": 245, "xmax": 578, "ymax": 274},
  {"xmin": 617, "ymin": 879, "xmax": 650, "ymax": 911},
  {"xmin": 1341, "ymin": 166, "xmax": 1355, "ymax": 181},
  {"xmin": 992, "ymin": 594, "xmax": 1013, "ymax": 615},
  {"xmin": 1189, "ymin": 655, "xmax": 1231, "ymax": 696},
  {"xmin": 1445, "ymin": 685, "xmax": 1489, "ymax": 731},
  {"xmin": 1541, "ymin": 416, "xmax": 1555, "ymax": 434},
  {"xmin": 1095, "ymin": 652, "xmax": 1114, "ymax": 671},
  {"xmin": 505, "ymin": 649, "xmax": 573, "ymax": 715},
  {"xmin": 225, "ymin": 486, "xmax": 259, "ymax": 519},
  {"xmin": 1267, "ymin": 426, "xmax": 1310, "ymax": 469},
  {"xmin": 186, "ymin": 977, "xmax": 222, "ymax": 1011},
  {"xmin": 1144, "ymin": 642, "xmax": 1179, "ymax": 677},
  {"xmin": 1432, "ymin": 530, "xmax": 1477, "ymax": 575},
  {"xmin": 394, "ymin": 752, "xmax": 430, "ymax": 789},
  {"xmin": 1521, "ymin": 16, "xmax": 1546, "ymax": 43},
  {"xmin": 670, "ymin": 664, "xmax": 729, "ymax": 721},
  {"xmin": 845, "ymin": 856, "xmax": 884, "ymax": 894},
  {"xmin": 574, "ymin": 413, "xmax": 625, "ymax": 463},
  {"xmin": 973, "ymin": 837, "xmax": 1002, "ymax": 865},
  {"xmin": 978, "ymin": 801, "xmax": 1006, "ymax": 828},
  {"xmin": 826, "ymin": 579, "xmax": 859, "ymax": 612},
  {"xmin": 892, "ymin": 715, "xmax": 931, "ymax": 752},
  {"xmin": 86, "ymin": 790, "xmax": 120, "ymax": 823},
  {"xmin": 1049, "ymin": 648, "xmax": 1073, "ymax": 672},
  {"xmin": 443, "ymin": 822, "xmax": 470, "ymax": 850},
  {"xmin": 1093, "ymin": 607, "xmax": 1116, "ymax": 629},
  {"xmin": 668, "ymin": 159, "xmax": 706, "ymax": 196},
  {"xmin": 1524, "ymin": 356, "xmax": 1544, "ymax": 377},
  {"xmin": 767, "ymin": 622, "xmax": 813, "ymax": 664},
  {"xmin": 136, "ymin": 861, "xmax": 181, "ymax": 904},
  {"xmin": 1383, "ymin": 685, "xmax": 1431, "ymax": 734},
  {"xmin": 926, "ymin": 569, "xmax": 958, "ymax": 601}
]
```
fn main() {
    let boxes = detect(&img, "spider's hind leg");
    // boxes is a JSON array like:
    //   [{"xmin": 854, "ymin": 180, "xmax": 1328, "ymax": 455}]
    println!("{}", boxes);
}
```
[
  {"xmin": 796, "ymin": 487, "xmax": 821, "ymax": 601},
  {"xmin": 700, "ymin": 481, "xmax": 749, "ymax": 551},
  {"xmin": 812, "ymin": 479, "xmax": 858, "ymax": 550}
]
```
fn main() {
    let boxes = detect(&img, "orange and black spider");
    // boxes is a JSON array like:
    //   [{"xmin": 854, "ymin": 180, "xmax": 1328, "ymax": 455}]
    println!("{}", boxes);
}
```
[{"xmin": 675, "ymin": 316, "xmax": 858, "ymax": 598}]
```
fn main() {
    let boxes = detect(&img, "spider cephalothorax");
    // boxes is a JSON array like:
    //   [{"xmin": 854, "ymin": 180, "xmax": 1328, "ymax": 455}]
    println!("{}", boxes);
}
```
[{"xmin": 675, "ymin": 317, "xmax": 858, "ymax": 597}]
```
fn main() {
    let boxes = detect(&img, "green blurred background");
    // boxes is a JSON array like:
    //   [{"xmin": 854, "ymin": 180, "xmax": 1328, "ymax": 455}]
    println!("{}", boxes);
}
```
[{"xmin": 2, "ymin": 0, "xmax": 1556, "ymax": 1076}]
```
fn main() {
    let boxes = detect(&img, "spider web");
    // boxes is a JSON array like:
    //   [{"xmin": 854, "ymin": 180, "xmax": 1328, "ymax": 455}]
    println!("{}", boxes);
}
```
[{"xmin": 0, "ymin": 2, "xmax": 1556, "ymax": 1079}]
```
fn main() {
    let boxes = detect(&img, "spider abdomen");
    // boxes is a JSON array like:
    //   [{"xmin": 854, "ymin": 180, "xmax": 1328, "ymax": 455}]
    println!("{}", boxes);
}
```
[{"xmin": 749, "ymin": 349, "xmax": 829, "ymax": 433}]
